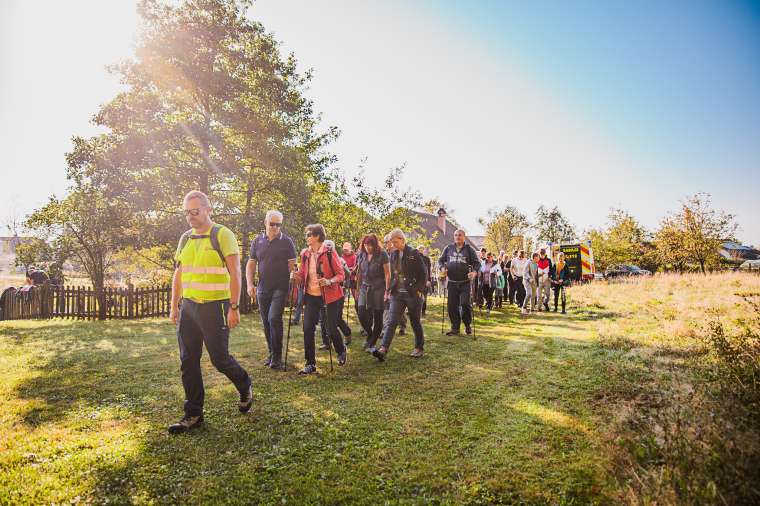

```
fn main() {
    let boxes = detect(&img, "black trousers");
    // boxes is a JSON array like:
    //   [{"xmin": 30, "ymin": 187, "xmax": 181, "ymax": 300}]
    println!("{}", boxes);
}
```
[
  {"xmin": 304, "ymin": 294, "xmax": 345, "ymax": 366},
  {"xmin": 381, "ymin": 292, "xmax": 424, "ymax": 350},
  {"xmin": 514, "ymin": 276, "xmax": 526, "ymax": 307},
  {"xmin": 482, "ymin": 285, "xmax": 495, "ymax": 310},
  {"xmin": 359, "ymin": 306, "xmax": 384, "ymax": 348},
  {"xmin": 446, "ymin": 280, "xmax": 472, "ymax": 330},
  {"xmin": 177, "ymin": 299, "xmax": 251, "ymax": 417},
  {"xmin": 508, "ymin": 276, "xmax": 518, "ymax": 304}
]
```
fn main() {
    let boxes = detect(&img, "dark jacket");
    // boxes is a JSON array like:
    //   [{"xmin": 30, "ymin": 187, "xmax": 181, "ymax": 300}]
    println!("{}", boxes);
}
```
[
  {"xmin": 550, "ymin": 263, "xmax": 570, "ymax": 287},
  {"xmin": 438, "ymin": 243, "xmax": 481, "ymax": 282},
  {"xmin": 389, "ymin": 244, "xmax": 428, "ymax": 295},
  {"xmin": 421, "ymin": 254, "xmax": 432, "ymax": 281}
]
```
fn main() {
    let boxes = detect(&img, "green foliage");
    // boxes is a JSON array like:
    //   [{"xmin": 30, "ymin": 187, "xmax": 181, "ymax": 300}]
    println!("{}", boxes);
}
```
[
  {"xmin": 587, "ymin": 209, "xmax": 651, "ymax": 271},
  {"xmin": 478, "ymin": 206, "xmax": 529, "ymax": 254},
  {"xmin": 533, "ymin": 205, "xmax": 576, "ymax": 244}
]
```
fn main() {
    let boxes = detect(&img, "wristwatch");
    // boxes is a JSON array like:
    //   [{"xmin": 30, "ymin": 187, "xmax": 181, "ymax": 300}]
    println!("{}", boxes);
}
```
[{"xmin": 230, "ymin": 303, "xmax": 239, "ymax": 310}]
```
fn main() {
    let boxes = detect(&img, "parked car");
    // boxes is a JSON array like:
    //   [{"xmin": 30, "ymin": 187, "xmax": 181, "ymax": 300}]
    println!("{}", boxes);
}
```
[
  {"xmin": 739, "ymin": 259, "xmax": 760, "ymax": 271},
  {"xmin": 604, "ymin": 264, "xmax": 652, "ymax": 279}
]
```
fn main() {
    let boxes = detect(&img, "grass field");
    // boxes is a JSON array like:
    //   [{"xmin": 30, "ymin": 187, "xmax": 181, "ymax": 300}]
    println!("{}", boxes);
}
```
[{"xmin": 1, "ymin": 273, "xmax": 758, "ymax": 505}]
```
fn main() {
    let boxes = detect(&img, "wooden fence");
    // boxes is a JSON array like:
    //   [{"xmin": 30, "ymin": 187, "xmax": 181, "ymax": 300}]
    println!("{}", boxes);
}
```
[{"xmin": 0, "ymin": 282, "xmax": 259, "ymax": 321}]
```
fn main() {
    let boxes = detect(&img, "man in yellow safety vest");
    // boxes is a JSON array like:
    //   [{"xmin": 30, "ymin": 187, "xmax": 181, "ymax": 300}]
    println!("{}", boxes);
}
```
[{"xmin": 168, "ymin": 190, "xmax": 253, "ymax": 434}]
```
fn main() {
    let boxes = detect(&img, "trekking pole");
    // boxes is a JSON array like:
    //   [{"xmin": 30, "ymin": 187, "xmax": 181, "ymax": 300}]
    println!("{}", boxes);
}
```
[
  {"xmin": 284, "ymin": 279, "xmax": 294, "ymax": 371},
  {"xmin": 440, "ymin": 293, "xmax": 446, "ymax": 334},
  {"xmin": 327, "ymin": 309, "xmax": 334, "ymax": 372}
]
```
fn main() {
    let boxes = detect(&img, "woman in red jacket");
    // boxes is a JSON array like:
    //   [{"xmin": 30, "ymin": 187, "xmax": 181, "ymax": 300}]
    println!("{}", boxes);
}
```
[{"xmin": 293, "ymin": 224, "xmax": 347, "ymax": 374}]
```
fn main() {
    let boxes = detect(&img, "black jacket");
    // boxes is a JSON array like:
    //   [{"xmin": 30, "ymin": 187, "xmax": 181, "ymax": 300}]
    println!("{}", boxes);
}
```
[
  {"xmin": 421, "ymin": 254, "xmax": 432, "ymax": 281},
  {"xmin": 389, "ymin": 245, "xmax": 428, "ymax": 295},
  {"xmin": 438, "ymin": 243, "xmax": 481, "ymax": 282}
]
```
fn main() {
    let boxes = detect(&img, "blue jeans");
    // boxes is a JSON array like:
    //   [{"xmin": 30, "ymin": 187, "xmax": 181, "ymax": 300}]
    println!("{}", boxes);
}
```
[
  {"xmin": 381, "ymin": 292, "xmax": 424, "ymax": 351},
  {"xmin": 257, "ymin": 286, "xmax": 288, "ymax": 363}
]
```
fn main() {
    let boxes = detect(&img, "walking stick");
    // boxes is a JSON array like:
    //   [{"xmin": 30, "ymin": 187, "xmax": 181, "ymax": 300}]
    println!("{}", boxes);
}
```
[
  {"xmin": 327, "ymin": 310, "xmax": 334, "ymax": 372},
  {"xmin": 283, "ymin": 279, "xmax": 294, "ymax": 371}
]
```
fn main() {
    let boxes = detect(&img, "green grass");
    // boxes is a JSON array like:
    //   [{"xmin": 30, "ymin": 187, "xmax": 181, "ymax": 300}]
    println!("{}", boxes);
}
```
[{"xmin": 8, "ymin": 275, "xmax": 754, "ymax": 505}]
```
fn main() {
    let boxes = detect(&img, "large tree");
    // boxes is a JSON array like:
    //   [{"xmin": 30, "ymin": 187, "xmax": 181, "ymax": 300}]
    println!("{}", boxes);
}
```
[
  {"xmin": 68, "ymin": 0, "xmax": 335, "ymax": 268},
  {"xmin": 587, "ymin": 209, "xmax": 650, "ymax": 271},
  {"xmin": 533, "ymin": 205, "xmax": 576, "ymax": 244},
  {"xmin": 478, "ymin": 206, "xmax": 529, "ymax": 253},
  {"xmin": 655, "ymin": 193, "xmax": 736, "ymax": 274}
]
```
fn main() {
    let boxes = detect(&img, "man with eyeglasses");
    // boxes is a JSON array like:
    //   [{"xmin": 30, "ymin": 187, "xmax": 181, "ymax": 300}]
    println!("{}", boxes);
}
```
[
  {"xmin": 246, "ymin": 210, "xmax": 297, "ymax": 371},
  {"xmin": 168, "ymin": 191, "xmax": 252, "ymax": 434}
]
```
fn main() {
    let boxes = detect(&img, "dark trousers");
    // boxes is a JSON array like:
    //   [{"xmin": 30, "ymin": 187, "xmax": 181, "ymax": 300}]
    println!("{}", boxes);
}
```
[
  {"xmin": 482, "ymin": 285, "xmax": 495, "ymax": 310},
  {"xmin": 177, "ymin": 299, "xmax": 251, "ymax": 417},
  {"xmin": 335, "ymin": 295, "xmax": 352, "ymax": 337},
  {"xmin": 553, "ymin": 285, "xmax": 566, "ymax": 310},
  {"xmin": 446, "ymin": 280, "xmax": 472, "ymax": 331},
  {"xmin": 508, "ymin": 276, "xmax": 518, "ymax": 304},
  {"xmin": 257, "ymin": 286, "xmax": 287, "ymax": 363},
  {"xmin": 381, "ymin": 292, "xmax": 424, "ymax": 350},
  {"xmin": 514, "ymin": 276, "xmax": 526, "ymax": 307},
  {"xmin": 359, "ymin": 306, "xmax": 384, "ymax": 347},
  {"xmin": 303, "ymin": 294, "xmax": 345, "ymax": 366}
]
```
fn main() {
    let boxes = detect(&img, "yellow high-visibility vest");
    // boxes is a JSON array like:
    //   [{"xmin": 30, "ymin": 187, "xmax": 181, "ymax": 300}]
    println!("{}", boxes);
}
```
[{"xmin": 174, "ymin": 224, "xmax": 239, "ymax": 302}]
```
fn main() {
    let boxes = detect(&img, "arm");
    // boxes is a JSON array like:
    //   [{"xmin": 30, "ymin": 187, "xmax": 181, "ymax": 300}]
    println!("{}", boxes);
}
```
[
  {"xmin": 226, "ymin": 253, "xmax": 241, "ymax": 328},
  {"xmin": 170, "ymin": 266, "xmax": 182, "ymax": 325},
  {"xmin": 245, "ymin": 258, "xmax": 257, "ymax": 299}
]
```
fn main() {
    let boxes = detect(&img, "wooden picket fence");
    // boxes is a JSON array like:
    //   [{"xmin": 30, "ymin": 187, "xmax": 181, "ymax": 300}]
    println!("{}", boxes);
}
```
[{"xmin": 0, "ymin": 281, "xmax": 259, "ymax": 321}]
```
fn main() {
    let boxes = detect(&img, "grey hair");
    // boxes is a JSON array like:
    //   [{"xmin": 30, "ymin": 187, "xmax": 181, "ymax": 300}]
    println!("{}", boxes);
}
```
[
  {"xmin": 264, "ymin": 210, "xmax": 283, "ymax": 224},
  {"xmin": 383, "ymin": 234, "xmax": 392, "ymax": 243},
  {"xmin": 184, "ymin": 190, "xmax": 211, "ymax": 208},
  {"xmin": 389, "ymin": 228, "xmax": 406, "ymax": 241}
]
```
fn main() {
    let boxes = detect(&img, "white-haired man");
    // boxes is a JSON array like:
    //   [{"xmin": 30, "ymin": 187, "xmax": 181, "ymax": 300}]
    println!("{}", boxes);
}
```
[
  {"xmin": 371, "ymin": 229, "xmax": 428, "ymax": 361},
  {"xmin": 168, "ymin": 191, "xmax": 252, "ymax": 433},
  {"xmin": 246, "ymin": 210, "xmax": 297, "ymax": 370}
]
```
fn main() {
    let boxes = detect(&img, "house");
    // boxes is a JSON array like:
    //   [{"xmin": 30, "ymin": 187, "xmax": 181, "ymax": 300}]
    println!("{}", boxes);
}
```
[
  {"xmin": 409, "ymin": 208, "xmax": 478, "ymax": 257},
  {"xmin": 0, "ymin": 236, "xmax": 27, "ymax": 256},
  {"xmin": 719, "ymin": 242, "xmax": 760, "ymax": 262}
]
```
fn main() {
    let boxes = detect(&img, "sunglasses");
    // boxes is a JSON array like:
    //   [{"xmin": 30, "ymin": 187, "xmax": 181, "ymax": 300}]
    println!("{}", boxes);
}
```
[
  {"xmin": 268, "ymin": 222, "xmax": 282, "ymax": 228},
  {"xmin": 184, "ymin": 208, "xmax": 204, "ymax": 216},
  {"xmin": 305, "ymin": 232, "xmax": 313, "ymax": 238}
]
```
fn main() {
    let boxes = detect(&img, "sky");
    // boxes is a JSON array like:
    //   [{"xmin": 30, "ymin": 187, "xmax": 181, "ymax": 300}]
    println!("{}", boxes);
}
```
[{"xmin": 1, "ymin": 0, "xmax": 759, "ymax": 245}]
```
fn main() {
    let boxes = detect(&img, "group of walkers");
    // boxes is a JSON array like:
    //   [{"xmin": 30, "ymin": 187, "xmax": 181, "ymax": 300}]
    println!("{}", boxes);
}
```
[{"xmin": 166, "ymin": 190, "xmax": 570, "ymax": 434}]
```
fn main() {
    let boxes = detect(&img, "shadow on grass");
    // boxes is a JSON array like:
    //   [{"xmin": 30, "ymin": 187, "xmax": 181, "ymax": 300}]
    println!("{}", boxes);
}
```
[{"xmin": 4, "ymin": 302, "xmax": 619, "ymax": 504}]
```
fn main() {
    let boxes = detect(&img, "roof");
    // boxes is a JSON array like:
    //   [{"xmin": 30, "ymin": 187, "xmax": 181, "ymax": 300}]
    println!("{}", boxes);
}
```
[
  {"xmin": 409, "ymin": 210, "xmax": 477, "ymax": 254},
  {"xmin": 468, "ymin": 236, "xmax": 486, "ymax": 250}
]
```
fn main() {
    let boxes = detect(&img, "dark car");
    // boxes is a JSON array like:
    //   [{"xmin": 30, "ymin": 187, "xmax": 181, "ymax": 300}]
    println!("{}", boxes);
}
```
[{"xmin": 604, "ymin": 264, "xmax": 652, "ymax": 279}]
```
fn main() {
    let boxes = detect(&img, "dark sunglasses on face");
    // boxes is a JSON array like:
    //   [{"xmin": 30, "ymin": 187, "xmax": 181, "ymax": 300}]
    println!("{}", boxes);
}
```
[
  {"xmin": 184, "ymin": 208, "xmax": 203, "ymax": 217},
  {"xmin": 268, "ymin": 222, "xmax": 282, "ymax": 228}
]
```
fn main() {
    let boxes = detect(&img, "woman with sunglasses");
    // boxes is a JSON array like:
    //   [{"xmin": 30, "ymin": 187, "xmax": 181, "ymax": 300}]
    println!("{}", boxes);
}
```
[{"xmin": 292, "ymin": 224, "xmax": 347, "ymax": 374}]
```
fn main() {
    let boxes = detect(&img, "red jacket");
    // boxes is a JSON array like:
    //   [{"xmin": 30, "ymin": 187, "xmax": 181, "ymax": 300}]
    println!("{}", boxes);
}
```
[{"xmin": 297, "ymin": 245, "xmax": 345, "ymax": 305}]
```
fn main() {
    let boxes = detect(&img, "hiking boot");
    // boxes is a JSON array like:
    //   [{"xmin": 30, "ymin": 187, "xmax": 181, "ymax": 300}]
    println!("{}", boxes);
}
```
[
  {"xmin": 371, "ymin": 347, "xmax": 386, "ymax": 362},
  {"xmin": 298, "ymin": 364, "xmax": 317, "ymax": 375},
  {"xmin": 338, "ymin": 351, "xmax": 347, "ymax": 366},
  {"xmin": 168, "ymin": 414, "xmax": 203, "ymax": 434},
  {"xmin": 239, "ymin": 385, "xmax": 253, "ymax": 413},
  {"xmin": 465, "ymin": 326, "xmax": 472, "ymax": 335},
  {"xmin": 409, "ymin": 348, "xmax": 424, "ymax": 358},
  {"xmin": 445, "ymin": 329, "xmax": 460, "ymax": 336}
]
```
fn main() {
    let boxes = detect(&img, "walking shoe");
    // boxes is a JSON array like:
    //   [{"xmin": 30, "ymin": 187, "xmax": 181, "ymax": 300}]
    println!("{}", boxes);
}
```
[
  {"xmin": 445, "ymin": 329, "xmax": 460, "ymax": 336},
  {"xmin": 338, "ymin": 351, "xmax": 347, "ymax": 366},
  {"xmin": 544, "ymin": 302, "xmax": 550, "ymax": 311},
  {"xmin": 269, "ymin": 361, "xmax": 283, "ymax": 371},
  {"xmin": 298, "ymin": 364, "xmax": 317, "ymax": 375},
  {"xmin": 168, "ymin": 414, "xmax": 203, "ymax": 434},
  {"xmin": 239, "ymin": 385, "xmax": 253, "ymax": 413},
  {"xmin": 318, "ymin": 344, "xmax": 329, "ymax": 351},
  {"xmin": 465, "ymin": 326, "xmax": 472, "ymax": 335},
  {"xmin": 371, "ymin": 347, "xmax": 386, "ymax": 362},
  {"xmin": 409, "ymin": 348, "xmax": 424, "ymax": 358},
  {"xmin": 263, "ymin": 357, "xmax": 272, "ymax": 367}
]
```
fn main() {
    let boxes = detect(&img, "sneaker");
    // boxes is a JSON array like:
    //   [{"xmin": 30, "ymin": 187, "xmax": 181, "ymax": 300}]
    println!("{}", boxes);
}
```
[
  {"xmin": 168, "ymin": 414, "xmax": 203, "ymax": 434},
  {"xmin": 409, "ymin": 348, "xmax": 424, "ymax": 358},
  {"xmin": 269, "ymin": 361, "xmax": 283, "ymax": 371},
  {"xmin": 465, "ymin": 326, "xmax": 472, "ymax": 335},
  {"xmin": 298, "ymin": 364, "xmax": 317, "ymax": 375},
  {"xmin": 239, "ymin": 385, "xmax": 253, "ymax": 413},
  {"xmin": 445, "ymin": 329, "xmax": 460, "ymax": 336},
  {"xmin": 338, "ymin": 351, "xmax": 347, "ymax": 366},
  {"xmin": 371, "ymin": 347, "xmax": 386, "ymax": 362},
  {"xmin": 318, "ymin": 344, "xmax": 329, "ymax": 351}
]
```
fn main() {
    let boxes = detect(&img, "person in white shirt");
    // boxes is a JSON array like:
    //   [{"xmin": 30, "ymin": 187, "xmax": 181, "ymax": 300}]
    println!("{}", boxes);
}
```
[
  {"xmin": 479, "ymin": 252, "xmax": 502, "ymax": 315},
  {"xmin": 510, "ymin": 250, "xmax": 528, "ymax": 307}
]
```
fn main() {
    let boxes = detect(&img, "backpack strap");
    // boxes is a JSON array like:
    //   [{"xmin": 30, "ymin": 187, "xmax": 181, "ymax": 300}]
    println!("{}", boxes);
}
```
[
  {"xmin": 175, "ymin": 229, "xmax": 193, "ymax": 268},
  {"xmin": 209, "ymin": 225, "xmax": 228, "ymax": 268}
]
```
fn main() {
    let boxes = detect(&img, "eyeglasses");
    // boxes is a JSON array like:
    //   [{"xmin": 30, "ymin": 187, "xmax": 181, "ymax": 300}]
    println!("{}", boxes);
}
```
[
  {"xmin": 184, "ymin": 208, "xmax": 204, "ymax": 217},
  {"xmin": 305, "ymin": 232, "xmax": 313, "ymax": 238},
  {"xmin": 268, "ymin": 222, "xmax": 282, "ymax": 228}
]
